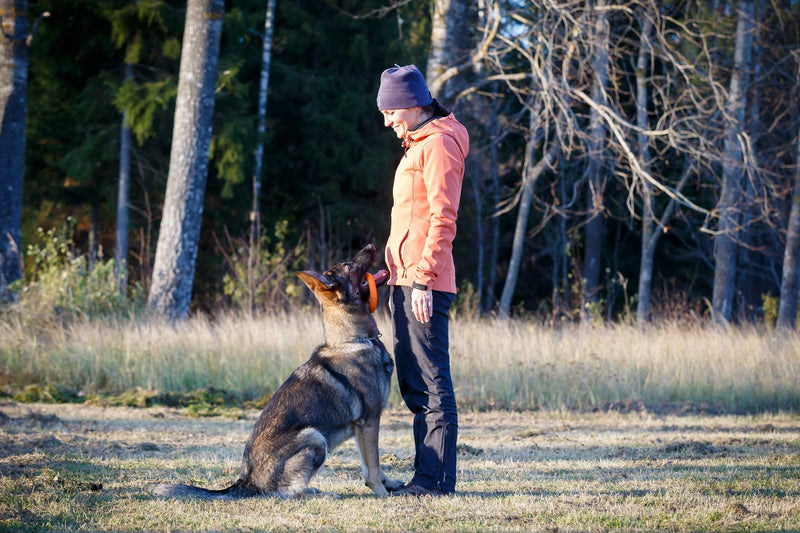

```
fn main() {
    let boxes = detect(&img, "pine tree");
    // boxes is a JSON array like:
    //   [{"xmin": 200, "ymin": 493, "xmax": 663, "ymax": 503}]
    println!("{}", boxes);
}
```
[
  {"xmin": 148, "ymin": 0, "xmax": 225, "ymax": 320},
  {"xmin": 0, "ymin": 0, "xmax": 40, "ymax": 301}
]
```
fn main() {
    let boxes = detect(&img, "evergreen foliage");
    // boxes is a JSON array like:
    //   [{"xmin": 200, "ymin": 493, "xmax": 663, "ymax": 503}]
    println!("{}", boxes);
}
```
[{"xmin": 8, "ymin": 0, "xmax": 800, "ymax": 322}]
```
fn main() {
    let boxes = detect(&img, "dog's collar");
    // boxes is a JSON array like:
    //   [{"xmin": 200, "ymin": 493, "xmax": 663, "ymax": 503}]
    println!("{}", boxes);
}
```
[{"xmin": 351, "ymin": 334, "xmax": 382, "ymax": 344}]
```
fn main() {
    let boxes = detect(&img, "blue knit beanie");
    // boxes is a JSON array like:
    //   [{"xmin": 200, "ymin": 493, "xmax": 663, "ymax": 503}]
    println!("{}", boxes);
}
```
[{"xmin": 376, "ymin": 64, "xmax": 433, "ymax": 110}]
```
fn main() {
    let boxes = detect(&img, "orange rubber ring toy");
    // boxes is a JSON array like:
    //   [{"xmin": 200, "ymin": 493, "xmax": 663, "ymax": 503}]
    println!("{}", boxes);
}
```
[{"xmin": 365, "ymin": 272, "xmax": 378, "ymax": 313}]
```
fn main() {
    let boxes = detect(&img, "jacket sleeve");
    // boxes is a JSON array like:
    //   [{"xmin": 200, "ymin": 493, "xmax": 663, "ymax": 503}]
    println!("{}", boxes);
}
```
[{"xmin": 414, "ymin": 134, "xmax": 464, "ymax": 287}]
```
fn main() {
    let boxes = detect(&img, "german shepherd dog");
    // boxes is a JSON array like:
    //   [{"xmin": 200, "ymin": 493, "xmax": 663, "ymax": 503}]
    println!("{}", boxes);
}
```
[{"xmin": 150, "ymin": 244, "xmax": 403, "ymax": 499}]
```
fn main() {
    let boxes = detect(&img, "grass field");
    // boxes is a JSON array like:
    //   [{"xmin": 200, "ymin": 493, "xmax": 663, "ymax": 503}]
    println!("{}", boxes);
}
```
[
  {"xmin": 1, "ymin": 313, "xmax": 799, "ymax": 530},
  {"xmin": 1, "ymin": 402, "xmax": 799, "ymax": 531},
  {"xmin": 1, "ymin": 313, "xmax": 799, "ymax": 412}
]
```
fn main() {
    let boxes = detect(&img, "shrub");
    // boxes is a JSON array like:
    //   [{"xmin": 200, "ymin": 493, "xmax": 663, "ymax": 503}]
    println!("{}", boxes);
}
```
[
  {"xmin": 218, "ymin": 220, "xmax": 307, "ymax": 313},
  {"xmin": 4, "ymin": 218, "xmax": 143, "ymax": 322}
]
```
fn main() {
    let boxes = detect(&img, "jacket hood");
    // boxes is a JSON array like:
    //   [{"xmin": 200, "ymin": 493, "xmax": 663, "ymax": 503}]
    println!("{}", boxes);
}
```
[{"xmin": 405, "ymin": 113, "xmax": 469, "ymax": 160}]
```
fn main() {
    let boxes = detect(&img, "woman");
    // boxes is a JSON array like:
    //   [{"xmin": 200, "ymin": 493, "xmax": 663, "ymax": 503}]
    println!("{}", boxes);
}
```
[{"xmin": 377, "ymin": 64, "xmax": 469, "ymax": 496}]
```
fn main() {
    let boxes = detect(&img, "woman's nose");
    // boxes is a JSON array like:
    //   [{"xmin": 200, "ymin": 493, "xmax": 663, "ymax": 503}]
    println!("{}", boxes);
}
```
[{"xmin": 383, "ymin": 115, "xmax": 392, "ymax": 127}]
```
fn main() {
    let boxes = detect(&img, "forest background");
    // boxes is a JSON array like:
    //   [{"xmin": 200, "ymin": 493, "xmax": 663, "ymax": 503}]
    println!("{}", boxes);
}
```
[
  {"xmin": 3, "ymin": 7, "xmax": 800, "ymax": 529},
  {"xmin": 2, "ymin": 0, "xmax": 800, "ymax": 327}
]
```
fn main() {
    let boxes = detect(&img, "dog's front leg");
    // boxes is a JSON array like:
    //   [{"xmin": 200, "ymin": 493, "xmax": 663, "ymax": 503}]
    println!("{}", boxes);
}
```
[{"xmin": 353, "ymin": 421, "xmax": 396, "ymax": 497}]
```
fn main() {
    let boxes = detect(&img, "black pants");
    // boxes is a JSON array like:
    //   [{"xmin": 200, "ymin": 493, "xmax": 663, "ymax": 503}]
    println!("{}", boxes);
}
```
[{"xmin": 390, "ymin": 286, "xmax": 458, "ymax": 493}]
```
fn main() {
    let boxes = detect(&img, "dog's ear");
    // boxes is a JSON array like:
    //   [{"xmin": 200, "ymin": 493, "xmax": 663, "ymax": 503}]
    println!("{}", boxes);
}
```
[{"xmin": 295, "ymin": 271, "xmax": 337, "ymax": 295}]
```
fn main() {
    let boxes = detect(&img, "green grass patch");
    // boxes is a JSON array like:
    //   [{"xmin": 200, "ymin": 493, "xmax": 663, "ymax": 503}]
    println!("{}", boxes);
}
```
[{"xmin": 8, "ymin": 384, "xmax": 267, "ymax": 419}]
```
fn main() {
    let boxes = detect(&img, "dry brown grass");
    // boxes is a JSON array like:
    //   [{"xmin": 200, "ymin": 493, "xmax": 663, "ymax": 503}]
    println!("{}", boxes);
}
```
[
  {"xmin": 450, "ymin": 319, "xmax": 800, "ymax": 411},
  {"xmin": 1, "ymin": 313, "xmax": 798, "ymax": 412},
  {"xmin": 1, "ymin": 401, "xmax": 799, "ymax": 531}
]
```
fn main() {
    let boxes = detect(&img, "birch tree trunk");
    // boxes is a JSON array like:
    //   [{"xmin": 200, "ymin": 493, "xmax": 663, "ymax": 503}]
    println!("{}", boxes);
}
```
[
  {"xmin": 426, "ymin": 0, "xmax": 468, "ymax": 108},
  {"xmin": 581, "ymin": 0, "xmax": 610, "ymax": 320},
  {"xmin": 115, "ymin": 62, "xmax": 133, "ymax": 294},
  {"xmin": 148, "ymin": 0, "xmax": 224, "ymax": 320},
  {"xmin": 777, "ymin": 121, "xmax": 800, "ymax": 329},
  {"xmin": 0, "ymin": 0, "xmax": 29, "ymax": 301},
  {"xmin": 711, "ymin": 0, "xmax": 754, "ymax": 325},
  {"xmin": 251, "ymin": 0, "xmax": 276, "ymax": 244}
]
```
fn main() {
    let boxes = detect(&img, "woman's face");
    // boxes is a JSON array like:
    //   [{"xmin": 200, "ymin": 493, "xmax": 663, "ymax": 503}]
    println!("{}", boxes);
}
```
[{"xmin": 381, "ymin": 107, "xmax": 424, "ymax": 139}]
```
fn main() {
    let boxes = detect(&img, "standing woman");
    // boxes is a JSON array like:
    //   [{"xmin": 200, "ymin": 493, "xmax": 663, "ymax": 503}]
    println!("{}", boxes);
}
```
[{"xmin": 377, "ymin": 64, "xmax": 469, "ymax": 496}]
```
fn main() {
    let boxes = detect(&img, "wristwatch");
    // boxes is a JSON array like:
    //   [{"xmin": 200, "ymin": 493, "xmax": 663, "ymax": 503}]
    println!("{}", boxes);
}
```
[{"xmin": 411, "ymin": 282, "xmax": 429, "ymax": 291}]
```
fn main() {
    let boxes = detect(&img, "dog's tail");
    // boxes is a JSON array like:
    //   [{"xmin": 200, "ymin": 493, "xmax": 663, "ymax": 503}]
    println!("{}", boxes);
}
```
[{"xmin": 148, "ymin": 478, "xmax": 258, "ymax": 499}]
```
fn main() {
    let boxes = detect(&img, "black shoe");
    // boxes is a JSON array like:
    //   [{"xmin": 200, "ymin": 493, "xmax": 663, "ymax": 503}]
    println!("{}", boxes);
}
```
[{"xmin": 390, "ymin": 483, "xmax": 451, "ymax": 497}]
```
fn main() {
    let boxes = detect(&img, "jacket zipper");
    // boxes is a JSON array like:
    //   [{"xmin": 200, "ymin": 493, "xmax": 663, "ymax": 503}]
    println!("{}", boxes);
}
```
[
  {"xmin": 399, "ymin": 136, "xmax": 417, "ymax": 280},
  {"xmin": 398, "ymin": 231, "xmax": 409, "ymax": 279}
]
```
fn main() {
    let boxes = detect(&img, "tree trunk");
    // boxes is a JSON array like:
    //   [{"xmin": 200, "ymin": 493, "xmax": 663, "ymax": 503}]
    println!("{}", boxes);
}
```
[
  {"xmin": 468, "ymin": 162, "xmax": 484, "ymax": 312},
  {"xmin": 426, "ymin": 0, "xmax": 469, "ymax": 108},
  {"xmin": 735, "ymin": 0, "xmax": 764, "ymax": 321},
  {"xmin": 639, "ymin": 160, "xmax": 693, "ymax": 325},
  {"xmin": 251, "ymin": 0, "xmax": 276, "ymax": 245},
  {"xmin": 777, "ymin": 123, "xmax": 800, "ymax": 329},
  {"xmin": 485, "ymin": 99, "xmax": 501, "ymax": 314},
  {"xmin": 148, "ymin": 0, "xmax": 224, "ymax": 320},
  {"xmin": 115, "ymin": 62, "xmax": 133, "ymax": 294},
  {"xmin": 635, "ymin": 12, "xmax": 654, "ymax": 326},
  {"xmin": 711, "ymin": 0, "xmax": 754, "ymax": 325},
  {"xmin": 498, "ymin": 147, "xmax": 559, "ymax": 319},
  {"xmin": 498, "ymin": 95, "xmax": 559, "ymax": 318},
  {"xmin": 89, "ymin": 184, "xmax": 98, "ymax": 268},
  {"xmin": 0, "ymin": 0, "xmax": 29, "ymax": 301},
  {"xmin": 553, "ymin": 176, "xmax": 569, "ymax": 321},
  {"xmin": 581, "ymin": 0, "xmax": 610, "ymax": 321}
]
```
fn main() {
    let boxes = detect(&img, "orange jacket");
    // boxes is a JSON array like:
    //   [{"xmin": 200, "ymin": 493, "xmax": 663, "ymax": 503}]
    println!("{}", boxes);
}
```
[{"xmin": 385, "ymin": 113, "xmax": 469, "ymax": 293}]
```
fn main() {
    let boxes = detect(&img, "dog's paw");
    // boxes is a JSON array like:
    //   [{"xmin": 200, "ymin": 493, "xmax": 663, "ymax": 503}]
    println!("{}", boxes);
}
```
[
  {"xmin": 382, "ymin": 478, "xmax": 406, "ymax": 492},
  {"xmin": 297, "ymin": 487, "xmax": 340, "ymax": 499}
]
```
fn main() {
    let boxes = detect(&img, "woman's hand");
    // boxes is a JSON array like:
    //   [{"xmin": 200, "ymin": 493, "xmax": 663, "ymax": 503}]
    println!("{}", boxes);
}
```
[{"xmin": 411, "ymin": 288, "xmax": 433, "ymax": 323}]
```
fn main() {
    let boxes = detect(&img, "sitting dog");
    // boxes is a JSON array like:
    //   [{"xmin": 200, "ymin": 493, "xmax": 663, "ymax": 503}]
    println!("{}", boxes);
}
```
[{"xmin": 150, "ymin": 244, "xmax": 403, "ymax": 498}]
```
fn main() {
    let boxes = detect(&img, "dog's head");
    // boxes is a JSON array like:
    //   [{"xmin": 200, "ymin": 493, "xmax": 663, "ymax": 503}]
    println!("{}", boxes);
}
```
[{"xmin": 295, "ymin": 244, "xmax": 389, "ymax": 312}]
